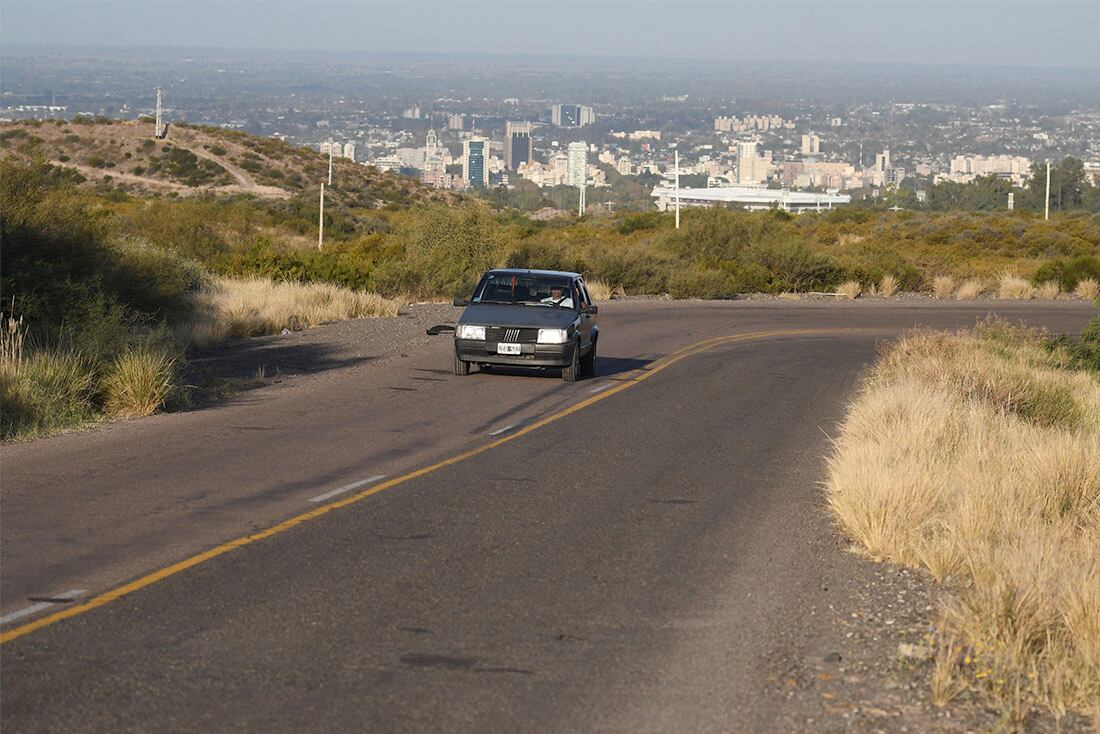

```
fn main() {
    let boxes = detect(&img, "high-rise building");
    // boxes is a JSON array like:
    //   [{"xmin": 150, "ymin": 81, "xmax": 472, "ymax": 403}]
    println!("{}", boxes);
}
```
[
  {"xmin": 403, "ymin": 106, "xmax": 421, "ymax": 120},
  {"xmin": 504, "ymin": 121, "xmax": 534, "ymax": 171},
  {"xmin": 448, "ymin": 114, "xmax": 465, "ymax": 131},
  {"xmin": 463, "ymin": 138, "xmax": 489, "ymax": 187},
  {"xmin": 425, "ymin": 129, "xmax": 439, "ymax": 158},
  {"xmin": 551, "ymin": 104, "xmax": 594, "ymax": 127},
  {"xmin": 736, "ymin": 140, "xmax": 772, "ymax": 185},
  {"xmin": 801, "ymin": 132, "xmax": 820, "ymax": 155},
  {"xmin": 875, "ymin": 149, "xmax": 891, "ymax": 172},
  {"xmin": 566, "ymin": 141, "xmax": 587, "ymax": 187},
  {"xmin": 342, "ymin": 142, "xmax": 357, "ymax": 161}
]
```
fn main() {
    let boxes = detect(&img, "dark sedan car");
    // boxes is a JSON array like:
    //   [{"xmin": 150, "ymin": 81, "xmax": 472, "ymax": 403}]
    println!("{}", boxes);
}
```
[{"xmin": 453, "ymin": 269, "xmax": 599, "ymax": 381}]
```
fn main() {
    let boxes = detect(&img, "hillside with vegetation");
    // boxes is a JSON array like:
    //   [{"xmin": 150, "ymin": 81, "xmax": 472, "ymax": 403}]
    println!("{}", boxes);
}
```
[{"xmin": 0, "ymin": 118, "xmax": 450, "ymax": 209}]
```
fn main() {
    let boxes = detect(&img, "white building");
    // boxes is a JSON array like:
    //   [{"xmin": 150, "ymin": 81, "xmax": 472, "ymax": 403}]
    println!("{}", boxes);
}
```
[
  {"xmin": 342, "ymin": 142, "xmax": 357, "ymax": 161},
  {"xmin": 652, "ymin": 185, "xmax": 851, "ymax": 213},
  {"xmin": 800, "ymin": 132, "xmax": 820, "ymax": 155},
  {"xmin": 736, "ymin": 140, "xmax": 772, "ymax": 185},
  {"xmin": 942, "ymin": 154, "xmax": 1031, "ymax": 186},
  {"xmin": 567, "ymin": 142, "xmax": 587, "ymax": 187}
]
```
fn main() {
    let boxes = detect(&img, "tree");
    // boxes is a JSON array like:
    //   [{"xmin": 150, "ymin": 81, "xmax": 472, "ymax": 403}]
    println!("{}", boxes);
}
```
[{"xmin": 1025, "ymin": 157, "xmax": 1089, "ymax": 212}]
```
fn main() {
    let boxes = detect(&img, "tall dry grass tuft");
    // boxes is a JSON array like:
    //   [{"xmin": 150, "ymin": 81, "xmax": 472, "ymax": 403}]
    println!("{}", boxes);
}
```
[
  {"xmin": 955, "ymin": 278, "xmax": 986, "ymax": 300},
  {"xmin": 997, "ymin": 273, "xmax": 1035, "ymax": 300},
  {"xmin": 586, "ymin": 279, "xmax": 615, "ymax": 301},
  {"xmin": 102, "ymin": 347, "xmax": 177, "ymax": 418},
  {"xmin": 878, "ymin": 274, "xmax": 899, "ymax": 298},
  {"xmin": 1075, "ymin": 278, "xmax": 1099, "ymax": 300},
  {"xmin": 836, "ymin": 280, "xmax": 862, "ymax": 299},
  {"xmin": 826, "ymin": 325, "xmax": 1100, "ymax": 722},
  {"xmin": 1037, "ymin": 281, "xmax": 1061, "ymax": 300},
  {"xmin": 932, "ymin": 275, "xmax": 956, "ymax": 299},
  {"xmin": 179, "ymin": 277, "xmax": 400, "ymax": 348}
]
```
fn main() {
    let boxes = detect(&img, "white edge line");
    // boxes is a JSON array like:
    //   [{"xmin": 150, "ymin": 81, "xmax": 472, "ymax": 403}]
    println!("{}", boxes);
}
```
[
  {"xmin": 1, "ymin": 589, "xmax": 88, "ymax": 626},
  {"xmin": 488, "ymin": 423, "xmax": 517, "ymax": 436},
  {"xmin": 309, "ymin": 475, "xmax": 387, "ymax": 504}
]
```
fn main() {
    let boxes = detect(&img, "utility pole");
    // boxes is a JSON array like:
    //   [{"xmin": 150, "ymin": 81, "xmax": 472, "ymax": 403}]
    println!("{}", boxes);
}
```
[
  {"xmin": 674, "ymin": 149, "xmax": 680, "ymax": 229},
  {"xmin": 1044, "ymin": 160, "xmax": 1051, "ymax": 221},
  {"xmin": 578, "ymin": 178, "xmax": 586, "ymax": 217},
  {"xmin": 318, "ymin": 183, "xmax": 325, "ymax": 250}
]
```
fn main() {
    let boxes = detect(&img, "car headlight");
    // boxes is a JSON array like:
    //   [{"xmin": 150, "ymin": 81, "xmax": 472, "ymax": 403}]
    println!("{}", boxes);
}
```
[
  {"xmin": 457, "ymin": 324, "xmax": 486, "ymax": 340},
  {"xmin": 537, "ymin": 328, "xmax": 569, "ymax": 344}
]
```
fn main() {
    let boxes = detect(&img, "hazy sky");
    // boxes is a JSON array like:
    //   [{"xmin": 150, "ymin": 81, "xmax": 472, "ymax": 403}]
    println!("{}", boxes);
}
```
[{"xmin": 3, "ymin": 1, "xmax": 1099, "ymax": 68}]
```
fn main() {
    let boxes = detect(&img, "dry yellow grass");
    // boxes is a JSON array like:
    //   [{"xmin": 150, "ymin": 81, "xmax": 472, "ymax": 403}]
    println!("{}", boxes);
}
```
[
  {"xmin": 878, "ymin": 274, "xmax": 899, "ymax": 298},
  {"xmin": 997, "ymin": 273, "xmax": 1035, "ymax": 300},
  {"xmin": 586, "ymin": 279, "xmax": 613, "ymax": 301},
  {"xmin": 932, "ymin": 275, "xmax": 956, "ymax": 299},
  {"xmin": 1076, "ymin": 277, "xmax": 1099, "ymax": 300},
  {"xmin": 1037, "ymin": 281, "xmax": 1061, "ymax": 300},
  {"xmin": 103, "ymin": 347, "xmax": 177, "ymax": 418},
  {"xmin": 826, "ymin": 325, "xmax": 1100, "ymax": 724},
  {"xmin": 179, "ymin": 277, "xmax": 400, "ymax": 348},
  {"xmin": 955, "ymin": 278, "xmax": 987, "ymax": 300},
  {"xmin": 835, "ymin": 280, "xmax": 862, "ymax": 299}
]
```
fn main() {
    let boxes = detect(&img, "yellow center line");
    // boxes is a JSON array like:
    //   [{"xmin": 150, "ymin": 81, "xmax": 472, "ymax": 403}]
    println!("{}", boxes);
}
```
[{"xmin": 0, "ymin": 327, "xmax": 848, "ymax": 644}]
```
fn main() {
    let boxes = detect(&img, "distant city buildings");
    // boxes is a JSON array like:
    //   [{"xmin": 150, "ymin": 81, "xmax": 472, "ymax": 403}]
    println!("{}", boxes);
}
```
[
  {"xmin": 320, "ymin": 140, "xmax": 356, "ymax": 160},
  {"xmin": 504, "ymin": 121, "xmax": 534, "ymax": 171},
  {"xmin": 610, "ymin": 130, "xmax": 662, "ymax": 141},
  {"xmin": 715, "ymin": 114, "xmax": 792, "ymax": 133},
  {"xmin": 463, "ymin": 138, "xmax": 489, "ymax": 187},
  {"xmin": 447, "ymin": 114, "xmax": 465, "ymax": 131},
  {"xmin": 552, "ymin": 103, "xmax": 595, "ymax": 127},
  {"xmin": 940, "ymin": 154, "xmax": 1032, "ymax": 185},
  {"xmin": 402, "ymin": 106, "xmax": 421, "ymax": 120}
]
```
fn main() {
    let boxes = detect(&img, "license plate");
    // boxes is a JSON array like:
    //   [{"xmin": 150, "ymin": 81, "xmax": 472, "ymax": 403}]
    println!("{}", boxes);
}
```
[{"xmin": 497, "ymin": 343, "xmax": 521, "ymax": 355}]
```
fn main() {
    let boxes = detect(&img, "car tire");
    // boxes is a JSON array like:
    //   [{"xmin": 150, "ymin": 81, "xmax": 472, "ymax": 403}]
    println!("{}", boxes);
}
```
[
  {"xmin": 454, "ymin": 347, "xmax": 471, "ymax": 376},
  {"xmin": 562, "ymin": 342, "xmax": 580, "ymax": 382},
  {"xmin": 580, "ymin": 337, "xmax": 596, "ymax": 377}
]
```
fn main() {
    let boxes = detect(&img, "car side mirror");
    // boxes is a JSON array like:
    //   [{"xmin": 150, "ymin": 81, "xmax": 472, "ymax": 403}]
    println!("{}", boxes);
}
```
[
  {"xmin": 584, "ymin": 304, "xmax": 598, "ymax": 315},
  {"xmin": 453, "ymin": 297, "xmax": 470, "ymax": 307}
]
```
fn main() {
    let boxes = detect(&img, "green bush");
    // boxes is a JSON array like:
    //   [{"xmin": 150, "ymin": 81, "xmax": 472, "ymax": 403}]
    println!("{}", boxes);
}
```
[{"xmin": 1033, "ymin": 255, "xmax": 1100, "ymax": 291}]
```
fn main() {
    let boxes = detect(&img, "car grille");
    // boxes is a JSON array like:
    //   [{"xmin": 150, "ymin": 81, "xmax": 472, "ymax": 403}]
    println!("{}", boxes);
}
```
[{"xmin": 487, "ymin": 326, "xmax": 538, "ymax": 343}]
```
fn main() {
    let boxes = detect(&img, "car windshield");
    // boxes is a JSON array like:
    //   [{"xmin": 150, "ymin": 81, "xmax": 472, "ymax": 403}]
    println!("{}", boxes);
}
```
[{"xmin": 473, "ymin": 274, "xmax": 576, "ymax": 309}]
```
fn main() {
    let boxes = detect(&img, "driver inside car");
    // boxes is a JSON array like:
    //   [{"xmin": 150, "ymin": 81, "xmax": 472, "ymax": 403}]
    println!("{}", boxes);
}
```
[{"xmin": 540, "ymin": 285, "xmax": 574, "ymax": 309}]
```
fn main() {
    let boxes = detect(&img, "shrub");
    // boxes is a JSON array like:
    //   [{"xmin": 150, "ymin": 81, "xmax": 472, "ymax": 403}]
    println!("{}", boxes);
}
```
[
  {"xmin": 835, "ymin": 280, "xmax": 861, "ymax": 299},
  {"xmin": 102, "ymin": 346, "xmax": 178, "ymax": 418},
  {"xmin": 997, "ymin": 273, "xmax": 1035, "ymax": 300},
  {"xmin": 1076, "ymin": 278, "xmax": 1099, "ymax": 300},
  {"xmin": 932, "ymin": 275, "xmax": 956, "ymax": 299},
  {"xmin": 1033, "ymin": 255, "xmax": 1100, "ymax": 291},
  {"xmin": 878, "ymin": 274, "xmax": 899, "ymax": 298},
  {"xmin": 956, "ymin": 278, "xmax": 986, "ymax": 300},
  {"xmin": 1037, "ymin": 281, "xmax": 1061, "ymax": 299}
]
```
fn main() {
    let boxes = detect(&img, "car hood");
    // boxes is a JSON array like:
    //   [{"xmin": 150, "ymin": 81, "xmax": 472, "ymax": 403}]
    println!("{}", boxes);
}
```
[{"xmin": 459, "ymin": 303, "xmax": 578, "ymax": 329}]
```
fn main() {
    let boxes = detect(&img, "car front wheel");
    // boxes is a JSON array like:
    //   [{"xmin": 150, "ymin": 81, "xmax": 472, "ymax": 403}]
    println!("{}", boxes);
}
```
[
  {"xmin": 454, "ymin": 347, "xmax": 471, "ymax": 376},
  {"xmin": 562, "ymin": 343, "xmax": 580, "ymax": 382}
]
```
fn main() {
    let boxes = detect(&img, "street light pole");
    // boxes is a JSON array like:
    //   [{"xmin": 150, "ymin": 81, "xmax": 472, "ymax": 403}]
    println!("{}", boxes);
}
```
[
  {"xmin": 318, "ymin": 182, "xmax": 325, "ymax": 250},
  {"xmin": 674, "ymin": 150, "xmax": 680, "ymax": 229},
  {"xmin": 1044, "ymin": 160, "xmax": 1051, "ymax": 221}
]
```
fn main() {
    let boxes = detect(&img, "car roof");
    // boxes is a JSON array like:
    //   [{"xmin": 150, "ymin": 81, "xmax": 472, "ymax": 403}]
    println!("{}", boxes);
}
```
[{"xmin": 487, "ymin": 268, "xmax": 582, "ymax": 278}]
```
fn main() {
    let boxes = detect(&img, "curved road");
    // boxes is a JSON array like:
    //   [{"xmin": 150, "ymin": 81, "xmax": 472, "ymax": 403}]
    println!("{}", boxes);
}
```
[{"xmin": 0, "ymin": 299, "xmax": 1093, "ymax": 731}]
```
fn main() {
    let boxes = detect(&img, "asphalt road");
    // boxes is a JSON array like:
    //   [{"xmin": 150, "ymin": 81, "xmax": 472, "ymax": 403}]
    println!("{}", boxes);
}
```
[{"xmin": 0, "ymin": 299, "xmax": 1093, "ymax": 731}]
